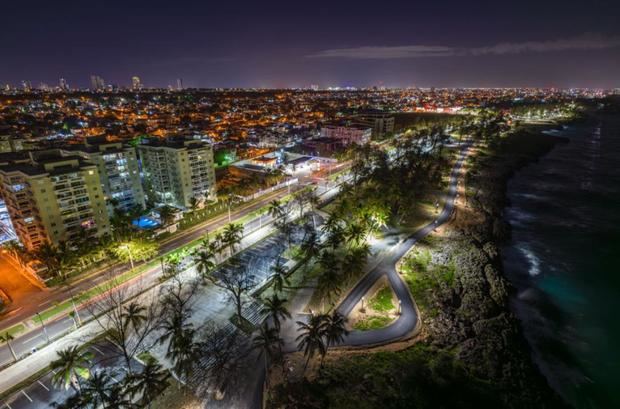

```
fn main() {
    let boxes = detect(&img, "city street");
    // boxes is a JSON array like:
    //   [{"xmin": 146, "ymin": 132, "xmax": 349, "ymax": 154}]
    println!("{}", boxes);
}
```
[
  {"xmin": 0, "ymin": 174, "xmax": 343, "ymax": 400},
  {"xmin": 0, "ymin": 177, "xmax": 331, "ymax": 367}
]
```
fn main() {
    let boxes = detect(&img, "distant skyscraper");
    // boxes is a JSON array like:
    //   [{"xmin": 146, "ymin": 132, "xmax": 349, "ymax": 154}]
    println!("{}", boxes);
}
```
[
  {"xmin": 90, "ymin": 75, "xmax": 105, "ymax": 91},
  {"xmin": 131, "ymin": 76, "xmax": 142, "ymax": 90},
  {"xmin": 176, "ymin": 78, "xmax": 183, "ymax": 90},
  {"xmin": 21, "ymin": 80, "xmax": 31, "ymax": 92},
  {"xmin": 59, "ymin": 78, "xmax": 69, "ymax": 91},
  {"xmin": 310, "ymin": 84, "xmax": 319, "ymax": 91}
]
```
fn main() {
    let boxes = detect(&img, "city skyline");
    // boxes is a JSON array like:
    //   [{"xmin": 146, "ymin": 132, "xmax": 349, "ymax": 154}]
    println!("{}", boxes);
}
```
[
  {"xmin": 2, "ymin": 0, "xmax": 620, "ymax": 89},
  {"xmin": 0, "ymin": 2, "xmax": 619, "ymax": 409}
]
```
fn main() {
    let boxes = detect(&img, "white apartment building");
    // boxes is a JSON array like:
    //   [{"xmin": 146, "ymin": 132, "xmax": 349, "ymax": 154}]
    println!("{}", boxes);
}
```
[
  {"xmin": 0, "ymin": 151, "xmax": 110, "ymax": 250},
  {"xmin": 138, "ymin": 137, "xmax": 216, "ymax": 208},
  {"xmin": 66, "ymin": 137, "xmax": 145, "ymax": 214}
]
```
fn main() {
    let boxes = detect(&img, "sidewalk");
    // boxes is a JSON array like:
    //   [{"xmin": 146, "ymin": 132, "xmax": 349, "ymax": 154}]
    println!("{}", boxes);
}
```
[
  {"xmin": 0, "ymin": 221, "xmax": 281, "ymax": 396},
  {"xmin": 0, "ymin": 175, "xmax": 345, "ymax": 397}
]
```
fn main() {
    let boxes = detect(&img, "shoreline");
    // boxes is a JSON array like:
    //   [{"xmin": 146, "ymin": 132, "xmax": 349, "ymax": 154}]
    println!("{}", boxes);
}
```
[
  {"xmin": 451, "ymin": 123, "xmax": 572, "ymax": 405},
  {"xmin": 267, "ymin": 124, "xmax": 574, "ymax": 408}
]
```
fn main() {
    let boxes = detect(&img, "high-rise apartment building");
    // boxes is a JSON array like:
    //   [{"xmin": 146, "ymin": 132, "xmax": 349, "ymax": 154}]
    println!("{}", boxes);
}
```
[
  {"xmin": 138, "ymin": 137, "xmax": 216, "ymax": 208},
  {"xmin": 176, "ymin": 78, "xmax": 183, "ymax": 90},
  {"xmin": 131, "ymin": 76, "xmax": 142, "ymax": 90},
  {"xmin": 0, "ymin": 151, "xmax": 110, "ymax": 250},
  {"xmin": 64, "ymin": 137, "xmax": 145, "ymax": 214},
  {"xmin": 59, "ymin": 78, "xmax": 69, "ymax": 91},
  {"xmin": 90, "ymin": 75, "xmax": 105, "ymax": 91}
]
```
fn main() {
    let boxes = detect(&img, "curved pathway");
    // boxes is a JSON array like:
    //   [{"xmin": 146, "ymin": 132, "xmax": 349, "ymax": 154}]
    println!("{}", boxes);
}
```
[
  {"xmin": 337, "ymin": 140, "xmax": 472, "ymax": 346},
  {"xmin": 247, "ymin": 140, "xmax": 472, "ymax": 409}
]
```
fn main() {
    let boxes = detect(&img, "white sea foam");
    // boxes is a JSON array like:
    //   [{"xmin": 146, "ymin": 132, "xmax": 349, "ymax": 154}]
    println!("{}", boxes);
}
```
[{"xmin": 519, "ymin": 245, "xmax": 541, "ymax": 276}]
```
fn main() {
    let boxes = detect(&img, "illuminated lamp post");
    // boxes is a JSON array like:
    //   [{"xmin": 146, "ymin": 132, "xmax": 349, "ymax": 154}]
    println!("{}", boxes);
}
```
[
  {"xmin": 120, "ymin": 244, "xmax": 135, "ymax": 270},
  {"xmin": 35, "ymin": 312, "xmax": 50, "ymax": 344}
]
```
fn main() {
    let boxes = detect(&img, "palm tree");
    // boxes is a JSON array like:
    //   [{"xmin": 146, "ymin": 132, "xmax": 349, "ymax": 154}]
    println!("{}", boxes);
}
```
[
  {"xmin": 35, "ymin": 242, "xmax": 63, "ymax": 279},
  {"xmin": 323, "ymin": 222, "xmax": 344, "ymax": 250},
  {"xmin": 296, "ymin": 314, "xmax": 328, "ymax": 374},
  {"xmin": 268, "ymin": 199, "xmax": 285, "ymax": 221},
  {"xmin": 50, "ymin": 346, "xmax": 94, "ymax": 392},
  {"xmin": 50, "ymin": 393, "xmax": 88, "ymax": 408},
  {"xmin": 168, "ymin": 328, "xmax": 200, "ymax": 381},
  {"xmin": 341, "ymin": 246, "xmax": 368, "ymax": 281},
  {"xmin": 324, "ymin": 312, "xmax": 349, "ymax": 349},
  {"xmin": 260, "ymin": 293, "xmax": 291, "ymax": 331},
  {"xmin": 344, "ymin": 222, "xmax": 367, "ymax": 247},
  {"xmin": 2, "ymin": 241, "xmax": 31, "ymax": 266},
  {"xmin": 121, "ymin": 301, "xmax": 147, "ymax": 332},
  {"xmin": 158, "ymin": 205, "xmax": 176, "ymax": 226},
  {"xmin": 223, "ymin": 223, "xmax": 244, "ymax": 256},
  {"xmin": 252, "ymin": 323, "xmax": 284, "ymax": 389},
  {"xmin": 193, "ymin": 239, "xmax": 216, "ymax": 281},
  {"xmin": 81, "ymin": 370, "xmax": 126, "ymax": 409},
  {"xmin": 269, "ymin": 261, "xmax": 290, "ymax": 294},
  {"xmin": 300, "ymin": 229, "xmax": 321, "ymax": 261},
  {"xmin": 0, "ymin": 332, "xmax": 17, "ymax": 362},
  {"xmin": 125, "ymin": 360, "xmax": 169, "ymax": 409},
  {"xmin": 189, "ymin": 196, "xmax": 199, "ymax": 213},
  {"xmin": 317, "ymin": 268, "xmax": 341, "ymax": 311},
  {"xmin": 159, "ymin": 310, "xmax": 199, "ymax": 382}
]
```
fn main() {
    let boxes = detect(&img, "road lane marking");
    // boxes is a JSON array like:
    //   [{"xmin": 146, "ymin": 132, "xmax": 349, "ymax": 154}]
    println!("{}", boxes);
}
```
[
  {"xmin": 38, "ymin": 300, "xmax": 52, "ymax": 307},
  {"xmin": 20, "ymin": 390, "xmax": 32, "ymax": 402},
  {"xmin": 4, "ymin": 402, "xmax": 13, "ymax": 409},
  {"xmin": 37, "ymin": 380, "xmax": 50, "ymax": 391},
  {"xmin": 20, "ymin": 333, "xmax": 43, "ymax": 345},
  {"xmin": 91, "ymin": 346, "xmax": 104, "ymax": 355}
]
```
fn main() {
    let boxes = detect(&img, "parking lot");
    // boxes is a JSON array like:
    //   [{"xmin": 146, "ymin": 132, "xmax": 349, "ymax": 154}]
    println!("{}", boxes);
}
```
[{"xmin": 0, "ymin": 342, "xmax": 141, "ymax": 409}]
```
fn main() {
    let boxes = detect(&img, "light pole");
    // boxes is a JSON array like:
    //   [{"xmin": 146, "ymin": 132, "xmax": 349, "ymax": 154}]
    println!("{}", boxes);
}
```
[
  {"xmin": 360, "ymin": 296, "xmax": 366, "ymax": 313},
  {"xmin": 397, "ymin": 300, "xmax": 402, "ymax": 315},
  {"xmin": 68, "ymin": 289, "xmax": 82, "ymax": 327},
  {"xmin": 35, "ymin": 312, "xmax": 50, "ymax": 344},
  {"xmin": 121, "ymin": 244, "xmax": 134, "ymax": 270}
]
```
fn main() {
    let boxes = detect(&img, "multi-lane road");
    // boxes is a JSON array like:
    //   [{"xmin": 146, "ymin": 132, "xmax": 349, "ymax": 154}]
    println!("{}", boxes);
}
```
[{"xmin": 0, "ymin": 175, "xmax": 340, "ymax": 369}]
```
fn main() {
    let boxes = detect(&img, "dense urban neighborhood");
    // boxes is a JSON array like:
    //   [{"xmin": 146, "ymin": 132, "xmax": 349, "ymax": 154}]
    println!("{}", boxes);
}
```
[{"xmin": 0, "ymin": 81, "xmax": 613, "ymax": 409}]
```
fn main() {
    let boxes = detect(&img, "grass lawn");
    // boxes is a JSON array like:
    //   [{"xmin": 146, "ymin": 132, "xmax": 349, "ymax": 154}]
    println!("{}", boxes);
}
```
[
  {"xmin": 2, "ymin": 323, "xmax": 25, "ymax": 338},
  {"xmin": 369, "ymin": 285, "xmax": 394, "ymax": 312},
  {"xmin": 353, "ymin": 315, "xmax": 393, "ymax": 331},
  {"xmin": 400, "ymin": 248, "xmax": 455, "ymax": 316}
]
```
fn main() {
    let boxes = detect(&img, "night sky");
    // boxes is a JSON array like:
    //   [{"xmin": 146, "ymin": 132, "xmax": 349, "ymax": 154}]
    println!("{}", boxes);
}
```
[{"xmin": 3, "ymin": 0, "xmax": 620, "ymax": 89}]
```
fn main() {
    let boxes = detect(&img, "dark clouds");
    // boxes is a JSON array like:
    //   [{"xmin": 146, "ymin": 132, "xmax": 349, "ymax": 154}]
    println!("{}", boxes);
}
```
[{"xmin": 1, "ymin": 0, "xmax": 619, "ymax": 88}]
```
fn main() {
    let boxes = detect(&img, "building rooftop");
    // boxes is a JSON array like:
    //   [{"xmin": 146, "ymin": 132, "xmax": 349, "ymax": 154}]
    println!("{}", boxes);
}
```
[{"xmin": 0, "ymin": 151, "xmax": 96, "ymax": 176}]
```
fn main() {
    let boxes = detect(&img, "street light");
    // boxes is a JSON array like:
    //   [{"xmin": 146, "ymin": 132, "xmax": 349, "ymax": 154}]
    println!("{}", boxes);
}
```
[
  {"xmin": 397, "ymin": 300, "xmax": 402, "ymax": 315},
  {"xmin": 120, "ymin": 244, "xmax": 134, "ymax": 270},
  {"xmin": 360, "ymin": 296, "xmax": 366, "ymax": 313},
  {"xmin": 35, "ymin": 312, "xmax": 50, "ymax": 344},
  {"xmin": 68, "ymin": 288, "xmax": 82, "ymax": 327}
]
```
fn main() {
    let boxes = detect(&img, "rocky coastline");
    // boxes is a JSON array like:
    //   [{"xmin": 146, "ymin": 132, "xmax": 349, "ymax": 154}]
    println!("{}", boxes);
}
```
[
  {"xmin": 268, "ymin": 124, "xmax": 574, "ymax": 408},
  {"xmin": 420, "ymin": 124, "xmax": 571, "ymax": 408}
]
